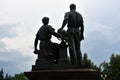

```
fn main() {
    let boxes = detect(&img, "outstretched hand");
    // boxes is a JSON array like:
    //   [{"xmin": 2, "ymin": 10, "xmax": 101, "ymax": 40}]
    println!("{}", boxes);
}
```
[{"xmin": 57, "ymin": 28, "xmax": 69, "ymax": 41}]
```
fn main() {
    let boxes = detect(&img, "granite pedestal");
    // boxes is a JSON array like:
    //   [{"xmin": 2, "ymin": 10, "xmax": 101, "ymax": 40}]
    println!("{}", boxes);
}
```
[
  {"xmin": 25, "ymin": 69, "xmax": 99, "ymax": 80},
  {"xmin": 25, "ymin": 42, "xmax": 99, "ymax": 80}
]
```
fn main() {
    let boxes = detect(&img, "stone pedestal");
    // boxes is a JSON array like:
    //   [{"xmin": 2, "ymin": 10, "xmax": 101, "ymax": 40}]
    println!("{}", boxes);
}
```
[
  {"xmin": 25, "ymin": 40, "xmax": 100, "ymax": 80},
  {"xmin": 25, "ymin": 69, "xmax": 99, "ymax": 80}
]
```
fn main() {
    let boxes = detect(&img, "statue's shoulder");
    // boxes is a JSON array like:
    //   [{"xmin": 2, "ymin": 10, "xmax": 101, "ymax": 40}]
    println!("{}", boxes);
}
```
[{"xmin": 46, "ymin": 25, "xmax": 55, "ymax": 32}]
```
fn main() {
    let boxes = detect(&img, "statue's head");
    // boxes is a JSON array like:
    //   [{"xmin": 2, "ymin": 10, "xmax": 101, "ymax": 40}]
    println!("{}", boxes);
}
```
[
  {"xmin": 42, "ymin": 17, "xmax": 49, "ymax": 25},
  {"xmin": 70, "ymin": 4, "xmax": 76, "ymax": 10}
]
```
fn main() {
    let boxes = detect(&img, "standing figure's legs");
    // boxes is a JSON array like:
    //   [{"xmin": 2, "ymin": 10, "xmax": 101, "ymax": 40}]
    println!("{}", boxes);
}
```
[
  {"xmin": 67, "ymin": 32, "xmax": 77, "ymax": 64},
  {"xmin": 75, "ymin": 42, "xmax": 82, "ymax": 65},
  {"xmin": 74, "ymin": 31, "xmax": 82, "ymax": 65}
]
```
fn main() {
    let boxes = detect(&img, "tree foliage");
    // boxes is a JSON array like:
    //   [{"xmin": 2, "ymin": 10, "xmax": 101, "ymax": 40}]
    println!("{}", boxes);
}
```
[
  {"xmin": 82, "ymin": 53, "xmax": 100, "ymax": 70},
  {"xmin": 0, "ymin": 69, "xmax": 4, "ymax": 80},
  {"xmin": 0, "ymin": 69, "xmax": 12, "ymax": 80},
  {"xmin": 100, "ymin": 54, "xmax": 120, "ymax": 80},
  {"xmin": 12, "ymin": 73, "xmax": 28, "ymax": 80}
]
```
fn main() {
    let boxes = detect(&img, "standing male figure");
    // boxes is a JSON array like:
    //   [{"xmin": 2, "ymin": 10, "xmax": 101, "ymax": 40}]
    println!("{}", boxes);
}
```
[{"xmin": 59, "ymin": 4, "xmax": 84, "ymax": 65}]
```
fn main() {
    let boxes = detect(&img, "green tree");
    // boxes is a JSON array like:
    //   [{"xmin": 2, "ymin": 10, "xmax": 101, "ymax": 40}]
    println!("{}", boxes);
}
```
[
  {"xmin": 82, "ymin": 53, "xmax": 100, "ymax": 70},
  {"xmin": 101, "ymin": 54, "xmax": 120, "ymax": 80},
  {"xmin": 12, "ymin": 73, "xmax": 28, "ymax": 80},
  {"xmin": 110, "ymin": 54, "xmax": 120, "ymax": 80},
  {"xmin": 82, "ymin": 53, "xmax": 91, "ymax": 68},
  {"xmin": 4, "ymin": 73, "xmax": 12, "ymax": 80},
  {"xmin": 0, "ymin": 68, "xmax": 4, "ymax": 80}
]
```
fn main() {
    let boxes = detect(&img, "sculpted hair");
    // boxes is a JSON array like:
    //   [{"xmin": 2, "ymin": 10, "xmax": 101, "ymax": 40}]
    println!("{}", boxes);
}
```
[
  {"xmin": 42, "ymin": 17, "xmax": 49, "ymax": 24},
  {"xmin": 70, "ymin": 4, "xmax": 76, "ymax": 10}
]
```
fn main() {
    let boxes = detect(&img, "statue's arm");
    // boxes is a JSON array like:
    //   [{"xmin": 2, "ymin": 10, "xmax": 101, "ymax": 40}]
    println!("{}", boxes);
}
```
[
  {"xmin": 34, "ymin": 37, "xmax": 39, "ymax": 51},
  {"xmin": 61, "ymin": 18, "xmax": 68, "ymax": 29},
  {"xmin": 60, "ymin": 13, "xmax": 69, "ymax": 29},
  {"xmin": 48, "ymin": 25, "xmax": 62, "ymax": 38},
  {"xmin": 52, "ymin": 31, "xmax": 68, "ymax": 41},
  {"xmin": 49, "ymin": 25, "xmax": 68, "ymax": 40},
  {"xmin": 81, "ymin": 22, "xmax": 84, "ymax": 35},
  {"xmin": 80, "ymin": 18, "xmax": 84, "ymax": 40}
]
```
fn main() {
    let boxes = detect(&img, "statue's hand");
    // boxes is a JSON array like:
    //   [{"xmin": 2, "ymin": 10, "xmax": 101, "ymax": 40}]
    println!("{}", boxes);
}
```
[
  {"xmin": 80, "ymin": 34, "xmax": 84, "ymax": 41},
  {"xmin": 33, "ymin": 50, "xmax": 39, "ymax": 54},
  {"xmin": 57, "ymin": 28, "xmax": 63, "ymax": 33}
]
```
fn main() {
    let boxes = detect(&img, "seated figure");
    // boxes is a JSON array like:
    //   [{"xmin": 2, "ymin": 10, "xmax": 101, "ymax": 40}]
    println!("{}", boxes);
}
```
[{"xmin": 34, "ymin": 17, "xmax": 67, "ymax": 64}]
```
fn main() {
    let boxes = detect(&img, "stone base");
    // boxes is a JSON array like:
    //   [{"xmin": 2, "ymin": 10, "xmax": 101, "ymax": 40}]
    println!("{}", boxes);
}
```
[
  {"xmin": 32, "ymin": 64, "xmax": 85, "ymax": 71},
  {"xmin": 24, "ymin": 69, "xmax": 99, "ymax": 80}
]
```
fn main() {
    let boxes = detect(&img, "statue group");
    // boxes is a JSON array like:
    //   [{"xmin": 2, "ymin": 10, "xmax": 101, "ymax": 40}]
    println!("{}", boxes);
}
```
[
  {"xmin": 25, "ymin": 4, "xmax": 99, "ymax": 80},
  {"xmin": 34, "ymin": 4, "xmax": 84, "ymax": 66}
]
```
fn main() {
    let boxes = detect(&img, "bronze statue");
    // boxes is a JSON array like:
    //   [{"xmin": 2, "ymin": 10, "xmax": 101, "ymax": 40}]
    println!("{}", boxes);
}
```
[
  {"xmin": 58, "ymin": 4, "xmax": 84, "ymax": 65},
  {"xmin": 34, "ymin": 17, "xmax": 58, "ymax": 64},
  {"xmin": 34, "ymin": 17, "xmax": 68, "ymax": 64}
]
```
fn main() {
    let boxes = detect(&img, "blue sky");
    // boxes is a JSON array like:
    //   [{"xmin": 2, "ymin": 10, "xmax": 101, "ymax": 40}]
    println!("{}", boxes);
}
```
[{"xmin": 0, "ymin": 0, "xmax": 120, "ymax": 75}]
